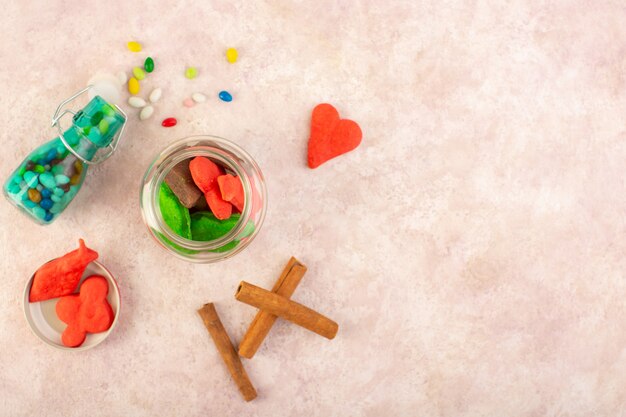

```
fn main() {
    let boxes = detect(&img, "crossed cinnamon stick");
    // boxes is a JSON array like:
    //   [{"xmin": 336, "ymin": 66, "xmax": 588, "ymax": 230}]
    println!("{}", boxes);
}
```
[{"xmin": 197, "ymin": 257, "xmax": 338, "ymax": 401}]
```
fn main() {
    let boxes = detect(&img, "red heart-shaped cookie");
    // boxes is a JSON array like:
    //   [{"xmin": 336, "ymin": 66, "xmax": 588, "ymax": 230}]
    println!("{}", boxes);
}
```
[{"xmin": 307, "ymin": 103, "xmax": 362, "ymax": 168}]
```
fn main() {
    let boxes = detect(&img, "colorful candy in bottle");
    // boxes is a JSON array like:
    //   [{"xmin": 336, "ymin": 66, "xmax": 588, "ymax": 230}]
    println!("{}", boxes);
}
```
[{"xmin": 3, "ymin": 90, "xmax": 126, "ymax": 224}]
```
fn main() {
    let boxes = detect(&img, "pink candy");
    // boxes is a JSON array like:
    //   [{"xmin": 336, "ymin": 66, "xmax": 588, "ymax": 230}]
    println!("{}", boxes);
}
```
[{"xmin": 183, "ymin": 98, "xmax": 195, "ymax": 108}]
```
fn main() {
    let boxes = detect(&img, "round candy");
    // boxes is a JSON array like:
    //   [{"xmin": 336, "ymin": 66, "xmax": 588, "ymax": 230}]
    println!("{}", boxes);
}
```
[
  {"xmin": 41, "ymin": 189, "xmax": 51, "ymax": 198},
  {"xmin": 192, "ymin": 92, "xmax": 206, "ymax": 103},
  {"xmin": 183, "ymin": 98, "xmax": 195, "ymax": 108},
  {"xmin": 55, "ymin": 175, "xmax": 70, "ymax": 185},
  {"xmin": 185, "ymin": 67, "xmax": 198, "ymax": 79},
  {"xmin": 90, "ymin": 111, "xmax": 103, "ymax": 126},
  {"xmin": 99, "ymin": 119, "xmax": 109, "ymax": 135},
  {"xmin": 32, "ymin": 206, "xmax": 46, "ymax": 220},
  {"xmin": 144, "ymin": 57, "xmax": 154, "ymax": 73},
  {"xmin": 127, "ymin": 41, "xmax": 142, "ymax": 52},
  {"xmin": 34, "ymin": 165, "xmax": 45, "ymax": 174},
  {"xmin": 24, "ymin": 171, "xmax": 38, "ymax": 187},
  {"xmin": 162, "ymin": 117, "xmax": 177, "ymax": 127},
  {"xmin": 28, "ymin": 188, "xmax": 42, "ymax": 203},
  {"xmin": 133, "ymin": 67, "xmax": 146, "ymax": 81},
  {"xmin": 40, "ymin": 198, "xmax": 53, "ymax": 210},
  {"xmin": 140, "ymin": 105, "xmax": 154, "ymax": 120},
  {"xmin": 218, "ymin": 91, "xmax": 233, "ymax": 102},
  {"xmin": 226, "ymin": 48, "xmax": 238, "ymax": 63},
  {"xmin": 44, "ymin": 212, "xmax": 53, "ymax": 222},
  {"xmin": 149, "ymin": 88, "xmax": 162, "ymax": 103},
  {"xmin": 128, "ymin": 97, "xmax": 146, "ymax": 108},
  {"xmin": 128, "ymin": 77, "xmax": 140, "ymax": 95}
]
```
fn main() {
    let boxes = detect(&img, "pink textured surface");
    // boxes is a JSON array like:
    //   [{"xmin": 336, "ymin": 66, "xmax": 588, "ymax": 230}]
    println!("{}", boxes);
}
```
[{"xmin": 1, "ymin": 1, "xmax": 626, "ymax": 416}]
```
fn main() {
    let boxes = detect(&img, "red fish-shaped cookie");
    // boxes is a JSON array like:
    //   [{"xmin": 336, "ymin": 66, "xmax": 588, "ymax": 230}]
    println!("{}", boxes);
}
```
[{"xmin": 29, "ymin": 239, "xmax": 98, "ymax": 302}]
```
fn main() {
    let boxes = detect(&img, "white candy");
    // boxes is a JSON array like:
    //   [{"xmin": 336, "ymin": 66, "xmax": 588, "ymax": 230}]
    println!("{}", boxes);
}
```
[
  {"xmin": 149, "ymin": 88, "xmax": 162, "ymax": 103},
  {"xmin": 192, "ymin": 92, "xmax": 207, "ymax": 103},
  {"xmin": 128, "ymin": 97, "xmax": 146, "ymax": 108},
  {"xmin": 139, "ymin": 105, "xmax": 154, "ymax": 120},
  {"xmin": 117, "ymin": 71, "xmax": 128, "ymax": 85}
]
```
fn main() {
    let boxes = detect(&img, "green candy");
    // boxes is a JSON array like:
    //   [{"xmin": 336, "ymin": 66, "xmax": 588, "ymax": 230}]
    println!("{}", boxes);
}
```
[
  {"xmin": 144, "ymin": 57, "xmax": 154, "ymax": 73},
  {"xmin": 99, "ymin": 119, "xmax": 109, "ymax": 135},
  {"xmin": 159, "ymin": 182, "xmax": 191, "ymax": 239},
  {"xmin": 185, "ymin": 66, "xmax": 198, "ymax": 79},
  {"xmin": 190, "ymin": 212, "xmax": 240, "ymax": 241},
  {"xmin": 90, "ymin": 111, "xmax": 103, "ymax": 126},
  {"xmin": 34, "ymin": 165, "xmax": 45, "ymax": 173}
]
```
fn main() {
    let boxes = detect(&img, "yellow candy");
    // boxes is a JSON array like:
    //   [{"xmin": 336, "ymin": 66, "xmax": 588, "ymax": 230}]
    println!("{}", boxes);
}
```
[
  {"xmin": 127, "ymin": 41, "xmax": 142, "ymax": 52},
  {"xmin": 128, "ymin": 77, "xmax": 140, "ymax": 95},
  {"xmin": 226, "ymin": 47, "xmax": 238, "ymax": 64}
]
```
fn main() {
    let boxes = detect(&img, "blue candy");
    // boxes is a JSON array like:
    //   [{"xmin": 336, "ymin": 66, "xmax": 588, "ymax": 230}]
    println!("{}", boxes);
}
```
[
  {"xmin": 44, "ymin": 212, "xmax": 53, "ymax": 222},
  {"xmin": 218, "ymin": 90, "xmax": 233, "ymax": 102},
  {"xmin": 40, "ymin": 198, "xmax": 53, "ymax": 210},
  {"xmin": 41, "ymin": 188, "xmax": 51, "ymax": 198},
  {"xmin": 46, "ymin": 149, "xmax": 57, "ymax": 161}
]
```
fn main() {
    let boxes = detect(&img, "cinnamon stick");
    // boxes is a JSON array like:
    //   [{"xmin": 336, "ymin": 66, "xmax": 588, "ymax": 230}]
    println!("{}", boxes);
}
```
[
  {"xmin": 197, "ymin": 303, "xmax": 257, "ymax": 402},
  {"xmin": 235, "ymin": 281, "xmax": 338, "ymax": 340},
  {"xmin": 238, "ymin": 257, "xmax": 307, "ymax": 358}
]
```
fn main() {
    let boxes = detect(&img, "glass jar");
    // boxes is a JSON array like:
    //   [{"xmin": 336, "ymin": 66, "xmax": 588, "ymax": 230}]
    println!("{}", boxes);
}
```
[{"xmin": 140, "ymin": 135, "xmax": 267, "ymax": 263}]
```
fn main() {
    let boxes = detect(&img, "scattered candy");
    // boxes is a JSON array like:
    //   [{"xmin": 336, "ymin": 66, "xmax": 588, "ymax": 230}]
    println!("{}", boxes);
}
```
[
  {"xmin": 159, "ymin": 182, "xmax": 191, "ymax": 239},
  {"xmin": 226, "ymin": 47, "xmax": 238, "ymax": 64},
  {"xmin": 149, "ymin": 87, "xmax": 162, "ymax": 103},
  {"xmin": 127, "ymin": 41, "xmax": 142, "ymax": 52},
  {"xmin": 139, "ymin": 105, "xmax": 154, "ymax": 120},
  {"xmin": 192, "ymin": 92, "xmax": 207, "ymax": 103},
  {"xmin": 29, "ymin": 239, "xmax": 99, "ymax": 302},
  {"xmin": 144, "ymin": 56, "xmax": 155, "ymax": 73},
  {"xmin": 307, "ymin": 103, "xmax": 362, "ymax": 169},
  {"xmin": 128, "ymin": 77, "xmax": 140, "ymax": 95},
  {"xmin": 162, "ymin": 117, "xmax": 177, "ymax": 127},
  {"xmin": 183, "ymin": 98, "xmax": 195, "ymax": 108},
  {"xmin": 56, "ymin": 276, "xmax": 114, "ymax": 347},
  {"xmin": 128, "ymin": 97, "xmax": 146, "ymax": 108},
  {"xmin": 117, "ymin": 71, "xmax": 127, "ymax": 85},
  {"xmin": 164, "ymin": 160, "xmax": 203, "ymax": 208},
  {"xmin": 217, "ymin": 174, "xmax": 244, "ymax": 212},
  {"xmin": 219, "ymin": 90, "xmax": 233, "ymax": 102},
  {"xmin": 185, "ymin": 66, "xmax": 198, "ymax": 79},
  {"xmin": 132, "ymin": 67, "xmax": 146, "ymax": 81}
]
